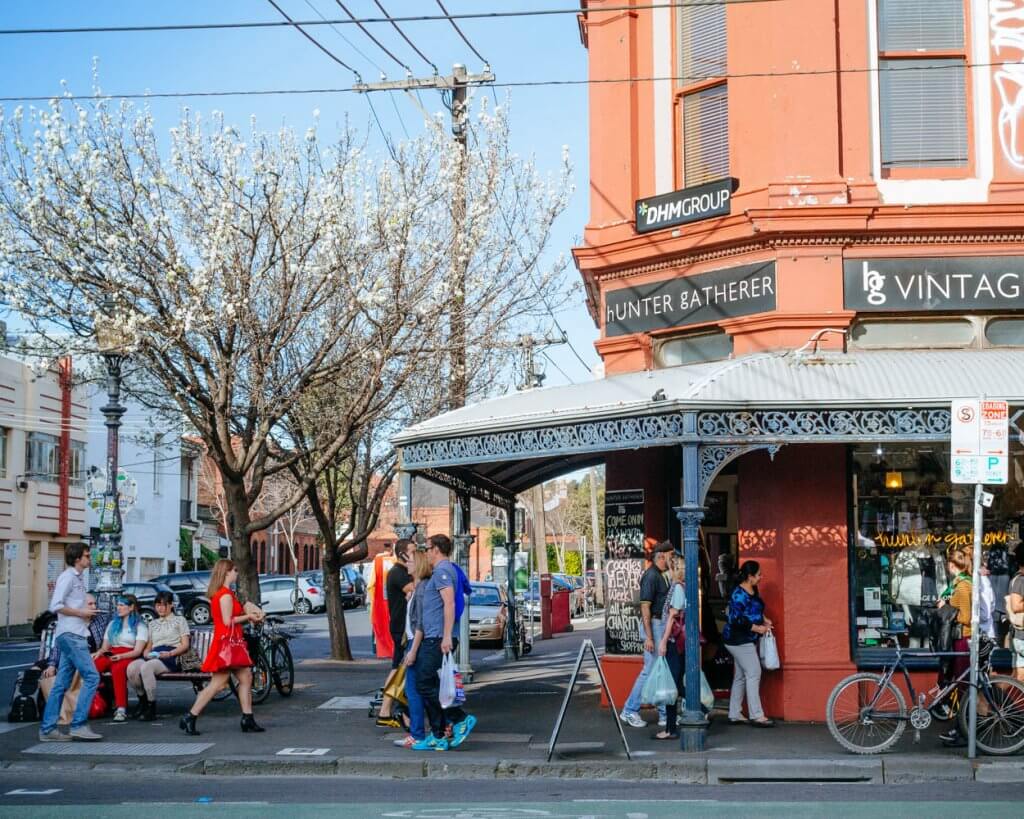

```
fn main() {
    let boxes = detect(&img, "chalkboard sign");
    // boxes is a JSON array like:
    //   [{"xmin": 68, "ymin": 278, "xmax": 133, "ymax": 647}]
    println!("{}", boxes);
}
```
[
  {"xmin": 605, "ymin": 489, "xmax": 645, "ymax": 560},
  {"xmin": 604, "ymin": 558, "xmax": 645, "ymax": 655}
]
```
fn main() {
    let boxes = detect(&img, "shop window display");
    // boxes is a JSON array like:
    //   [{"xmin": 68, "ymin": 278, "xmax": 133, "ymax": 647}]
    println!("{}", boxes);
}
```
[{"xmin": 850, "ymin": 441, "xmax": 1024, "ymax": 653}]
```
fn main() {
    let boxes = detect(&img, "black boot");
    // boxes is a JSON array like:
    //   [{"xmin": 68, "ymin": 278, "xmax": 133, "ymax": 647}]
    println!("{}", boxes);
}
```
[
  {"xmin": 240, "ymin": 713, "xmax": 265, "ymax": 733},
  {"xmin": 179, "ymin": 712, "xmax": 200, "ymax": 735},
  {"xmin": 129, "ymin": 692, "xmax": 149, "ymax": 720},
  {"xmin": 140, "ymin": 699, "xmax": 157, "ymax": 722}
]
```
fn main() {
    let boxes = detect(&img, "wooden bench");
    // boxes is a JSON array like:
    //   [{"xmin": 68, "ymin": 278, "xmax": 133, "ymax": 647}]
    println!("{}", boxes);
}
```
[{"xmin": 39, "ymin": 624, "xmax": 218, "ymax": 694}]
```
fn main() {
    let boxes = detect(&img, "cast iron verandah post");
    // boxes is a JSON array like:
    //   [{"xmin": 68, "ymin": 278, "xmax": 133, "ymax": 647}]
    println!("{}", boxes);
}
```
[{"xmin": 674, "ymin": 427, "xmax": 707, "ymax": 752}]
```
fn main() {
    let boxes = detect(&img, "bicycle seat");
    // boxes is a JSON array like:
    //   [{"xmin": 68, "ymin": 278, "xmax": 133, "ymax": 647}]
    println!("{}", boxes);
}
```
[{"xmin": 877, "ymin": 628, "xmax": 905, "ymax": 636}]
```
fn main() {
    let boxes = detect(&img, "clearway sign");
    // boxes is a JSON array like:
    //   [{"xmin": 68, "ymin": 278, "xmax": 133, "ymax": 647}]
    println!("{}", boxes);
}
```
[{"xmin": 951, "ymin": 399, "xmax": 1008, "ymax": 484}]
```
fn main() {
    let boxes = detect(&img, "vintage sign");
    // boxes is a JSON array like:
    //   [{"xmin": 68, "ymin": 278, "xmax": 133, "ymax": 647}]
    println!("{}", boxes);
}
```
[
  {"xmin": 605, "ymin": 261, "xmax": 776, "ymax": 337},
  {"xmin": 844, "ymin": 257, "xmax": 1024, "ymax": 311},
  {"xmin": 635, "ymin": 178, "xmax": 735, "ymax": 234},
  {"xmin": 605, "ymin": 489, "xmax": 645, "ymax": 560},
  {"xmin": 604, "ymin": 558, "xmax": 646, "ymax": 655}
]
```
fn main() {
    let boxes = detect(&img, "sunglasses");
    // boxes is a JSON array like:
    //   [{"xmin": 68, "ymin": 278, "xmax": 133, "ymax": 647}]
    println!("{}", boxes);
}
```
[{"xmin": 115, "ymin": 598, "xmax": 131, "ymax": 606}]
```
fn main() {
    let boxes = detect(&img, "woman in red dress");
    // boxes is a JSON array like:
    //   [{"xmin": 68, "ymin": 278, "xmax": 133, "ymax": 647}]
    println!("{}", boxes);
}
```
[{"xmin": 180, "ymin": 559, "xmax": 265, "ymax": 735}]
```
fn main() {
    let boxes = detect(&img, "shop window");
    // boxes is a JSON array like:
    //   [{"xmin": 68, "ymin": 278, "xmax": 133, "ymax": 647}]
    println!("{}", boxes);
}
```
[
  {"xmin": 849, "ymin": 318, "xmax": 975, "ymax": 349},
  {"xmin": 679, "ymin": 3, "xmax": 728, "ymax": 186},
  {"xmin": 655, "ymin": 331, "xmax": 733, "ymax": 368},
  {"xmin": 985, "ymin": 318, "xmax": 1024, "ymax": 347},
  {"xmin": 849, "ymin": 442, "xmax": 1024, "ymax": 659},
  {"xmin": 876, "ymin": 0, "xmax": 969, "ymax": 172}
]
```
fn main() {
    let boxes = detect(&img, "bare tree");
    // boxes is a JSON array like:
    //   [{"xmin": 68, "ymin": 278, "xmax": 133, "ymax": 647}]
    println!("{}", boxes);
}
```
[{"xmin": 0, "ymin": 93, "xmax": 573, "ymax": 605}]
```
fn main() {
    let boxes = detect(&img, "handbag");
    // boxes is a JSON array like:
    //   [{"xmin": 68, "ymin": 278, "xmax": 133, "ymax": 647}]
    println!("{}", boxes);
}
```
[
  {"xmin": 217, "ymin": 626, "xmax": 252, "ymax": 669},
  {"xmin": 1005, "ymin": 594, "xmax": 1024, "ymax": 630},
  {"xmin": 759, "ymin": 630, "xmax": 781, "ymax": 671},
  {"xmin": 383, "ymin": 662, "xmax": 408, "ymax": 707}
]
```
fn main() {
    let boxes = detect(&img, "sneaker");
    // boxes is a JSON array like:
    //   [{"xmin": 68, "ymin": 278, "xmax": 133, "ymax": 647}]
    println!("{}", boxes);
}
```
[
  {"xmin": 657, "ymin": 717, "xmax": 667, "ymax": 727},
  {"xmin": 375, "ymin": 716, "xmax": 402, "ymax": 729},
  {"xmin": 393, "ymin": 735, "xmax": 419, "ymax": 748},
  {"xmin": 619, "ymin": 710, "xmax": 647, "ymax": 728},
  {"xmin": 69, "ymin": 725, "xmax": 103, "ymax": 742},
  {"xmin": 449, "ymin": 714, "xmax": 477, "ymax": 748},
  {"xmin": 113, "ymin": 708, "xmax": 127, "ymax": 723},
  {"xmin": 939, "ymin": 728, "xmax": 966, "ymax": 747},
  {"xmin": 38, "ymin": 728, "xmax": 70, "ymax": 742},
  {"xmin": 410, "ymin": 735, "xmax": 448, "ymax": 751}
]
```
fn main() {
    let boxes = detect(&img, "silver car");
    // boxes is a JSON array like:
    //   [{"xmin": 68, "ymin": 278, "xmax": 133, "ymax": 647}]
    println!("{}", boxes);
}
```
[{"xmin": 468, "ymin": 582, "xmax": 508, "ymax": 646}]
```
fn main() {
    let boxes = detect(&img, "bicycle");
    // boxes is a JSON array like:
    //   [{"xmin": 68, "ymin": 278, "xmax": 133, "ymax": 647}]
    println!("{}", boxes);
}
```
[
  {"xmin": 825, "ymin": 631, "xmax": 1024, "ymax": 755},
  {"xmin": 229, "ymin": 616, "xmax": 296, "ymax": 704}
]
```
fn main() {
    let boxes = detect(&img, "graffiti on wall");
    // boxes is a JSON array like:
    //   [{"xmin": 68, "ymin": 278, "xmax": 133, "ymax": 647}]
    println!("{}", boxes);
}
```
[{"xmin": 992, "ymin": 0, "xmax": 1024, "ymax": 170}]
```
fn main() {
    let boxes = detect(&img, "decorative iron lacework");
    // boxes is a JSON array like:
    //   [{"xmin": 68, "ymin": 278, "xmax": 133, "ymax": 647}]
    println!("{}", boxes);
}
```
[
  {"xmin": 401, "ymin": 408, "xmax": 952, "ymax": 472},
  {"xmin": 699, "ymin": 444, "xmax": 782, "ymax": 501},
  {"xmin": 697, "ymin": 409, "xmax": 950, "ymax": 442}
]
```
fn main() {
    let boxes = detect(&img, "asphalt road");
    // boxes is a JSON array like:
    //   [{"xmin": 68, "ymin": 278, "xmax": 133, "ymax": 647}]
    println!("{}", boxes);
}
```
[{"xmin": 0, "ymin": 771, "xmax": 1021, "ymax": 816}]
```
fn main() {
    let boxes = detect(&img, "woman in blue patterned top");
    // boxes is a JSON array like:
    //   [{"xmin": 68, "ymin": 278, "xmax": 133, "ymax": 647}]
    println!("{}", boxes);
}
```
[{"xmin": 722, "ymin": 560, "xmax": 775, "ymax": 727}]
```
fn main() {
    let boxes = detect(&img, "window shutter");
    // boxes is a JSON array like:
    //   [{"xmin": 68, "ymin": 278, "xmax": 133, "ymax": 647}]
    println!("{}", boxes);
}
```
[
  {"xmin": 878, "ymin": 0, "xmax": 964, "ymax": 51},
  {"xmin": 684, "ymin": 84, "xmax": 729, "ymax": 185},
  {"xmin": 879, "ymin": 59, "xmax": 967, "ymax": 168},
  {"xmin": 680, "ymin": 4, "xmax": 727, "ymax": 81}
]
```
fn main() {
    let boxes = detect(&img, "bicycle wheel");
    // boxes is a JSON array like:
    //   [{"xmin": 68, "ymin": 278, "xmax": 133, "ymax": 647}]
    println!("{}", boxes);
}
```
[
  {"xmin": 229, "ymin": 653, "xmax": 273, "ymax": 705},
  {"xmin": 826, "ymin": 672, "xmax": 907, "ymax": 754},
  {"xmin": 272, "ymin": 640, "xmax": 294, "ymax": 697},
  {"xmin": 958, "ymin": 675, "xmax": 1024, "ymax": 755}
]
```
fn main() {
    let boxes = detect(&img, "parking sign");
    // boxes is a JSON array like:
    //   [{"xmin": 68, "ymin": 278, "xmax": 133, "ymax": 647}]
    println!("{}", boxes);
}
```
[{"xmin": 951, "ymin": 399, "xmax": 1008, "ymax": 484}]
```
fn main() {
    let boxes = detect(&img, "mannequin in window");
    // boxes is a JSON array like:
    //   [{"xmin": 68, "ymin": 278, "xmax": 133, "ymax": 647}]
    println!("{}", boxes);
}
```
[
  {"xmin": 987, "ymin": 544, "xmax": 1012, "ymax": 646},
  {"xmin": 891, "ymin": 545, "xmax": 947, "ymax": 647}
]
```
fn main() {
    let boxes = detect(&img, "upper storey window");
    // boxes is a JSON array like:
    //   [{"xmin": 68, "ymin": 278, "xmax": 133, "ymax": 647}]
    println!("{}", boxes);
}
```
[
  {"xmin": 877, "ymin": 0, "xmax": 969, "ymax": 174},
  {"xmin": 679, "ymin": 3, "xmax": 728, "ymax": 186}
]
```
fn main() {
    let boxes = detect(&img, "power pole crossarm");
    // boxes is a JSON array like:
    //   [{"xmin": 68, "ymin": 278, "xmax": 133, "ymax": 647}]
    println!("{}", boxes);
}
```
[{"xmin": 353, "ymin": 68, "xmax": 494, "ymax": 94}]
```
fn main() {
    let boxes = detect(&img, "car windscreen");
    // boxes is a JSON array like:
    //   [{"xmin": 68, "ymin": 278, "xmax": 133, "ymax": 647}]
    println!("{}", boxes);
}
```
[{"xmin": 470, "ymin": 587, "xmax": 501, "ymax": 606}]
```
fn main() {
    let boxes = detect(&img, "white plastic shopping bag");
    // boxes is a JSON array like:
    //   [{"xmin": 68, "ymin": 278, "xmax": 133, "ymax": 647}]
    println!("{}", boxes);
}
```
[
  {"xmin": 681, "ymin": 670, "xmax": 715, "ymax": 711},
  {"xmin": 438, "ymin": 652, "xmax": 458, "ymax": 709},
  {"xmin": 641, "ymin": 656, "xmax": 678, "ymax": 707},
  {"xmin": 759, "ymin": 630, "xmax": 781, "ymax": 671}
]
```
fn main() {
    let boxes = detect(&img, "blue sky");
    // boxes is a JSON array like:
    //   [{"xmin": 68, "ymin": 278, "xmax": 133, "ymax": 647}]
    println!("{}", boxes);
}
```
[{"xmin": 0, "ymin": 0, "xmax": 598, "ymax": 387}]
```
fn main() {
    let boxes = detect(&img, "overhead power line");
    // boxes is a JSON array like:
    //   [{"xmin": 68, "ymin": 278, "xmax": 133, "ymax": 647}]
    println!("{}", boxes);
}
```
[
  {"xmin": 334, "ymin": 0, "xmax": 411, "ymax": 74},
  {"xmin": 0, "ymin": 2, "xmax": 786, "ymax": 36},
  {"xmin": 374, "ymin": 1, "xmax": 438, "ymax": 75},
  {"xmin": 266, "ymin": 0, "xmax": 359, "ymax": 78},
  {"xmin": 2, "ymin": 60, "xmax": 1019, "ymax": 103},
  {"xmin": 435, "ymin": 0, "xmax": 488, "ymax": 66}
]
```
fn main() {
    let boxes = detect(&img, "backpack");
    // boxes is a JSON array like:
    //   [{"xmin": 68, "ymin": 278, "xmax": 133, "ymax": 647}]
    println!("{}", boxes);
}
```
[
  {"xmin": 7, "ymin": 666, "xmax": 43, "ymax": 723},
  {"xmin": 453, "ymin": 564, "xmax": 472, "ymax": 622}
]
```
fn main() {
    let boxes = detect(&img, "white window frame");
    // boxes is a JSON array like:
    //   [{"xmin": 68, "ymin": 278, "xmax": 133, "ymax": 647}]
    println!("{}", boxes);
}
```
[{"xmin": 868, "ymin": 0, "xmax": 993, "ymax": 204}]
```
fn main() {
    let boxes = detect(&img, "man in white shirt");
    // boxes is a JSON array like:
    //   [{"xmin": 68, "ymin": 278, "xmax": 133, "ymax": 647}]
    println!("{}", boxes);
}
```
[{"xmin": 39, "ymin": 543, "xmax": 102, "ymax": 742}]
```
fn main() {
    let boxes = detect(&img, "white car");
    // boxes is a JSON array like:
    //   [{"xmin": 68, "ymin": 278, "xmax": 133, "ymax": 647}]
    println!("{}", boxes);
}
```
[{"xmin": 259, "ymin": 576, "xmax": 324, "ymax": 614}]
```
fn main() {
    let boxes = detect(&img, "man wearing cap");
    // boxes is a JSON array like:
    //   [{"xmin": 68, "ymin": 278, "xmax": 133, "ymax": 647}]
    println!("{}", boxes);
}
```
[{"xmin": 619, "ymin": 541, "xmax": 675, "ymax": 728}]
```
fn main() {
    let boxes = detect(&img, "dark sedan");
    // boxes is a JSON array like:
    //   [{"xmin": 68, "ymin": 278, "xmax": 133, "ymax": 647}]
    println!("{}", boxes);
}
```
[{"xmin": 120, "ymin": 582, "xmax": 183, "ymax": 623}]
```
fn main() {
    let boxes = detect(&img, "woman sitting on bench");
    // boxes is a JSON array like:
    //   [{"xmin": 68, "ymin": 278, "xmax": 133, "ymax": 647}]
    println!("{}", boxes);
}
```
[
  {"xmin": 126, "ymin": 591, "xmax": 191, "ymax": 721},
  {"xmin": 92, "ymin": 594, "xmax": 148, "ymax": 722}
]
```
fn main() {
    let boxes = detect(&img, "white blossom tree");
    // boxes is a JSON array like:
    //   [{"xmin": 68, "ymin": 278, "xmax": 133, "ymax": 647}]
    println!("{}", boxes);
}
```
[{"xmin": 0, "ymin": 90, "xmax": 574, "ymax": 606}]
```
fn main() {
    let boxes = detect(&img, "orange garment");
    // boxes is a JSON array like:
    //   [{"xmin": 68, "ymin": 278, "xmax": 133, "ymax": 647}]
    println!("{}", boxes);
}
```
[
  {"xmin": 370, "ymin": 553, "xmax": 394, "ymax": 659},
  {"xmin": 202, "ymin": 587, "xmax": 244, "ymax": 672},
  {"xmin": 949, "ymin": 578, "xmax": 973, "ymax": 639}
]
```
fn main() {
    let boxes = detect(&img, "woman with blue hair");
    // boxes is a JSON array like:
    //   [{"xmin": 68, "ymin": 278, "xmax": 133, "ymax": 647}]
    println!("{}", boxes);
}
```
[{"xmin": 92, "ymin": 594, "xmax": 148, "ymax": 722}]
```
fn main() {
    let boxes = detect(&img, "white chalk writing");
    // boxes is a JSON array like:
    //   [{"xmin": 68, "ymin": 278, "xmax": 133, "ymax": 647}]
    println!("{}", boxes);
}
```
[{"xmin": 992, "ymin": 0, "xmax": 1024, "ymax": 170}]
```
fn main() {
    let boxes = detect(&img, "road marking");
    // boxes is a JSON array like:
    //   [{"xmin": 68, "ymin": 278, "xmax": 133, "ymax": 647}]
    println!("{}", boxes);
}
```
[
  {"xmin": 277, "ymin": 747, "xmax": 330, "ymax": 756},
  {"xmin": 0, "ymin": 662, "xmax": 31, "ymax": 671},
  {"xmin": 0, "ymin": 722, "xmax": 33, "ymax": 734},
  {"xmin": 317, "ymin": 695, "xmax": 371, "ymax": 710},
  {"xmin": 5, "ymin": 788, "xmax": 62, "ymax": 795}
]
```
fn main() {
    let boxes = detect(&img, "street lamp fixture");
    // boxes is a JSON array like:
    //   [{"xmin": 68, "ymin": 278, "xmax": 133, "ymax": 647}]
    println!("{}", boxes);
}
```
[{"xmin": 93, "ymin": 294, "xmax": 128, "ymax": 609}]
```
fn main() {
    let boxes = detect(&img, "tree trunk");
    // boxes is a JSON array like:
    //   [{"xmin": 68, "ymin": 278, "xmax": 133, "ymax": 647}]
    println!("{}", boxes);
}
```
[
  {"xmin": 322, "ymin": 549, "xmax": 352, "ymax": 660},
  {"xmin": 224, "ymin": 480, "xmax": 259, "ymax": 605}
]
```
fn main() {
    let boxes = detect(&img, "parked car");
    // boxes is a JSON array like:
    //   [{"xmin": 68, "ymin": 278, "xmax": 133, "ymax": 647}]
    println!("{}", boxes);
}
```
[
  {"xmin": 147, "ymin": 571, "xmax": 213, "ymax": 625},
  {"xmin": 520, "ymin": 575, "xmax": 580, "ymax": 620},
  {"xmin": 258, "ymin": 575, "xmax": 324, "ymax": 614},
  {"xmin": 120, "ymin": 582, "xmax": 183, "ymax": 623},
  {"xmin": 555, "ymin": 574, "xmax": 587, "ymax": 616},
  {"xmin": 468, "ymin": 582, "xmax": 508, "ymax": 646},
  {"xmin": 301, "ymin": 569, "xmax": 365, "ymax": 609}
]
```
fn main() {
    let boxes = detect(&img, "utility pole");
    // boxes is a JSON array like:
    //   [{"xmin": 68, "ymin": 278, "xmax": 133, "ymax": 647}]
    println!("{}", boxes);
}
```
[
  {"xmin": 518, "ymin": 332, "xmax": 568, "ymax": 391},
  {"xmin": 589, "ymin": 466, "xmax": 604, "ymax": 606},
  {"xmin": 357, "ymin": 64, "xmax": 494, "ymax": 681}
]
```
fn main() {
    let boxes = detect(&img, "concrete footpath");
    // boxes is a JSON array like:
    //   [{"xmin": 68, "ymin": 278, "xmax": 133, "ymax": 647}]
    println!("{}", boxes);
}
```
[{"xmin": 3, "ymin": 622, "xmax": 1022, "ymax": 784}]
